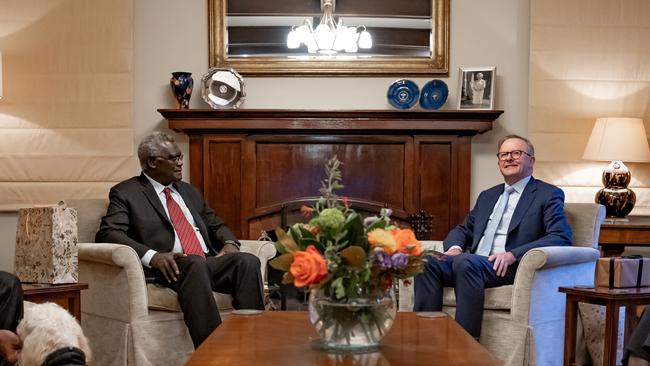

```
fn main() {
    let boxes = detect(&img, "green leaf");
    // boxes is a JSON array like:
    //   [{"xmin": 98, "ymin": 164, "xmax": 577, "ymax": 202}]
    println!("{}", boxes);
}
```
[
  {"xmin": 367, "ymin": 216, "xmax": 390, "ymax": 231},
  {"xmin": 300, "ymin": 237, "xmax": 322, "ymax": 251},
  {"xmin": 275, "ymin": 227, "xmax": 299, "ymax": 253},
  {"xmin": 289, "ymin": 225, "xmax": 307, "ymax": 250},
  {"xmin": 341, "ymin": 213, "xmax": 365, "ymax": 248},
  {"xmin": 331, "ymin": 277, "xmax": 345, "ymax": 300},
  {"xmin": 339, "ymin": 246, "xmax": 367, "ymax": 267},
  {"xmin": 270, "ymin": 253, "xmax": 294, "ymax": 272}
]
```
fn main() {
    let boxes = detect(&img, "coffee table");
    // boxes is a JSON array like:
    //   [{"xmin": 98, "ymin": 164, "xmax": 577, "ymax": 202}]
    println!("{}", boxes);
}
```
[{"xmin": 186, "ymin": 311, "xmax": 502, "ymax": 365}]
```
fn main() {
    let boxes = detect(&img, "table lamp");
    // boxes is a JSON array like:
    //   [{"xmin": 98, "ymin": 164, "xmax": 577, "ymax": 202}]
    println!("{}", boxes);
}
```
[{"xmin": 583, "ymin": 117, "xmax": 650, "ymax": 218}]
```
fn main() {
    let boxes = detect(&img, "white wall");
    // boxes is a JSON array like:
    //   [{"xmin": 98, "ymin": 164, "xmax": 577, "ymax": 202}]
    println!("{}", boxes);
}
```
[{"xmin": 0, "ymin": 0, "xmax": 531, "ymax": 271}]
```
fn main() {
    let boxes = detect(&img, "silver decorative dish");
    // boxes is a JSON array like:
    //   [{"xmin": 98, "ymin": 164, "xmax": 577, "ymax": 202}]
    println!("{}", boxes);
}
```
[{"xmin": 201, "ymin": 68, "xmax": 245, "ymax": 109}]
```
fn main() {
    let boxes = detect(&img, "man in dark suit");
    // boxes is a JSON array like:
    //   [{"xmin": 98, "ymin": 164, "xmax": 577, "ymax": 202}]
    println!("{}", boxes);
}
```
[
  {"xmin": 413, "ymin": 134, "xmax": 572, "ymax": 339},
  {"xmin": 625, "ymin": 306, "xmax": 650, "ymax": 366},
  {"xmin": 96, "ymin": 132, "xmax": 264, "ymax": 347},
  {"xmin": 0, "ymin": 271, "xmax": 23, "ymax": 366}
]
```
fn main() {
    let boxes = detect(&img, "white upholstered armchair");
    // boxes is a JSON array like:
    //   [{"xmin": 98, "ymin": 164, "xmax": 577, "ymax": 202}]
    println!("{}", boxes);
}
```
[
  {"xmin": 399, "ymin": 202, "xmax": 606, "ymax": 366},
  {"xmin": 67, "ymin": 199, "xmax": 276, "ymax": 366}
]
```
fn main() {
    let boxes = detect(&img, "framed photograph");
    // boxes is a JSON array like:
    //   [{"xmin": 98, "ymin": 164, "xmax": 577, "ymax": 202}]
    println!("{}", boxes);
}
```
[{"xmin": 457, "ymin": 66, "xmax": 496, "ymax": 110}]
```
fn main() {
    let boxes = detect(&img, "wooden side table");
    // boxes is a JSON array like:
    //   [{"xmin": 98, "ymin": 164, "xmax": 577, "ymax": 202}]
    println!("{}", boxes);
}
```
[
  {"xmin": 559, "ymin": 286, "xmax": 650, "ymax": 366},
  {"xmin": 21, "ymin": 283, "xmax": 89, "ymax": 323},
  {"xmin": 599, "ymin": 216, "xmax": 650, "ymax": 257}
]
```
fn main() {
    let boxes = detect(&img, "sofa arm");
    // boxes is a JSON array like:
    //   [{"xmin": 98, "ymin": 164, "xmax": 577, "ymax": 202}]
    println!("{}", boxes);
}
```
[
  {"xmin": 510, "ymin": 246, "xmax": 600, "ymax": 323},
  {"xmin": 239, "ymin": 240, "xmax": 277, "ymax": 284},
  {"xmin": 78, "ymin": 243, "xmax": 150, "ymax": 322}
]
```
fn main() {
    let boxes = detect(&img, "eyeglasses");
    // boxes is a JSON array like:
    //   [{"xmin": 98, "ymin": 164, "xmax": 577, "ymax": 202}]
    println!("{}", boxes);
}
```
[
  {"xmin": 496, "ymin": 150, "xmax": 532, "ymax": 161},
  {"xmin": 155, "ymin": 154, "xmax": 183, "ymax": 164}
]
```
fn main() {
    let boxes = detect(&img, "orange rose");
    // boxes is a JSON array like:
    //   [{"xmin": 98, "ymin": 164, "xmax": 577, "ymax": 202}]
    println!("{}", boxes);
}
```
[
  {"xmin": 367, "ymin": 228, "xmax": 397, "ymax": 254},
  {"xmin": 290, "ymin": 245, "xmax": 328, "ymax": 287},
  {"xmin": 392, "ymin": 229, "xmax": 422, "ymax": 256}
]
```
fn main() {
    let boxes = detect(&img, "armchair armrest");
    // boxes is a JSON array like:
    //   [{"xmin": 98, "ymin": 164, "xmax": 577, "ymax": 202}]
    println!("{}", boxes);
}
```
[
  {"xmin": 510, "ymin": 246, "xmax": 600, "ymax": 323},
  {"xmin": 239, "ymin": 240, "xmax": 277, "ymax": 284},
  {"xmin": 78, "ymin": 243, "xmax": 150, "ymax": 322}
]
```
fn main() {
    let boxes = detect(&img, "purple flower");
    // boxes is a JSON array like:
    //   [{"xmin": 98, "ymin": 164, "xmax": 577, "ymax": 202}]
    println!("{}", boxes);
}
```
[
  {"xmin": 391, "ymin": 252, "xmax": 409, "ymax": 270},
  {"xmin": 374, "ymin": 251, "xmax": 392, "ymax": 270}
]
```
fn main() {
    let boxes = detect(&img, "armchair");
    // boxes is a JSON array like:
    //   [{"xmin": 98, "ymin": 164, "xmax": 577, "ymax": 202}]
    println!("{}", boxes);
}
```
[
  {"xmin": 399, "ymin": 202, "xmax": 606, "ymax": 366},
  {"xmin": 67, "ymin": 199, "xmax": 276, "ymax": 366}
]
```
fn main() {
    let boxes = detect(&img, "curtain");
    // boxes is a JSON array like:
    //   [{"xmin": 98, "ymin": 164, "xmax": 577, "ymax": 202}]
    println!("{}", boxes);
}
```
[{"xmin": 0, "ymin": 0, "xmax": 134, "ymax": 210}]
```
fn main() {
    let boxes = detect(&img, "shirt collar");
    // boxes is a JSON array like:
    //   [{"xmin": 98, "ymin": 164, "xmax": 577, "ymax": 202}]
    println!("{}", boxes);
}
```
[
  {"xmin": 506, "ymin": 175, "xmax": 531, "ymax": 195},
  {"xmin": 143, "ymin": 172, "xmax": 174, "ymax": 196}
]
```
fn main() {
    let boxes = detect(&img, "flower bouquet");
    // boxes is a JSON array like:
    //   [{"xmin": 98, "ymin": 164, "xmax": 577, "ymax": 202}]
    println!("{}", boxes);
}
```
[{"xmin": 270, "ymin": 156, "xmax": 429, "ymax": 351}]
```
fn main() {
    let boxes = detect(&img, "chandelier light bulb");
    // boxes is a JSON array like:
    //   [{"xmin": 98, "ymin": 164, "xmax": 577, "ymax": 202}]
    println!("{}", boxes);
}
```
[
  {"xmin": 287, "ymin": 28, "xmax": 300, "ymax": 49},
  {"xmin": 286, "ymin": 0, "xmax": 372, "ymax": 55},
  {"xmin": 358, "ymin": 28, "xmax": 372, "ymax": 49}
]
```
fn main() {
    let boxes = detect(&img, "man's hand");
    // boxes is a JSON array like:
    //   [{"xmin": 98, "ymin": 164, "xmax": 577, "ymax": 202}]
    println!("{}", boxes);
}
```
[
  {"xmin": 0, "ymin": 329, "xmax": 22, "ymax": 364},
  {"xmin": 488, "ymin": 252, "xmax": 516, "ymax": 277},
  {"xmin": 444, "ymin": 247, "xmax": 462, "ymax": 256},
  {"xmin": 217, "ymin": 242, "xmax": 239, "ymax": 257},
  {"xmin": 150, "ymin": 252, "xmax": 186, "ymax": 282}
]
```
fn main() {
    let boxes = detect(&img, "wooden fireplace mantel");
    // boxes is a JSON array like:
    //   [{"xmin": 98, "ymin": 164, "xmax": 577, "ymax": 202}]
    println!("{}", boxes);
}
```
[{"xmin": 159, "ymin": 109, "xmax": 503, "ymax": 240}]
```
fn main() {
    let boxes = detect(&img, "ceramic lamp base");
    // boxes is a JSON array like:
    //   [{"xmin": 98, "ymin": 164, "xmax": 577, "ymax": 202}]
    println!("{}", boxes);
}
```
[
  {"xmin": 596, "ymin": 160, "xmax": 636, "ymax": 218},
  {"xmin": 596, "ymin": 187, "xmax": 636, "ymax": 218}
]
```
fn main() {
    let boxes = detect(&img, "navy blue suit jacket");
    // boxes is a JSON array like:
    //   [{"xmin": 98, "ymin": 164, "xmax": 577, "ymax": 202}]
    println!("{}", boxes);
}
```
[{"xmin": 443, "ymin": 177, "xmax": 572, "ymax": 260}]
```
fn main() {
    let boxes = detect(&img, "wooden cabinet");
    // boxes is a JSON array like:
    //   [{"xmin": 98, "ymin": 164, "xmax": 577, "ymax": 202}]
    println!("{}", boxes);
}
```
[{"xmin": 160, "ymin": 109, "xmax": 502, "ymax": 240}]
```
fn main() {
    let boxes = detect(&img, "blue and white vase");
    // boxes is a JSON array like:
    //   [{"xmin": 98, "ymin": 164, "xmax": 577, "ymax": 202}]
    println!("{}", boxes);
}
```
[{"xmin": 170, "ymin": 72, "xmax": 193, "ymax": 109}]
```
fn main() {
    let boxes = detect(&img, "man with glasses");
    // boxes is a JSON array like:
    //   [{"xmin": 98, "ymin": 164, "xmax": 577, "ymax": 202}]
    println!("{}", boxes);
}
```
[
  {"xmin": 414, "ymin": 134, "xmax": 572, "ymax": 339},
  {"xmin": 96, "ymin": 132, "xmax": 264, "ymax": 348}
]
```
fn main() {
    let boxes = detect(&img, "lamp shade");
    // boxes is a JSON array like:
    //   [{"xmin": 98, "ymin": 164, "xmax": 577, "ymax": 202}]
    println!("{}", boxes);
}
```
[{"xmin": 582, "ymin": 117, "xmax": 650, "ymax": 162}]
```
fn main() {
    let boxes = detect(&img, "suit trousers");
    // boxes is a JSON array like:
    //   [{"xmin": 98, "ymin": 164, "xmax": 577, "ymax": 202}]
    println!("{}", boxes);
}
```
[
  {"xmin": 0, "ymin": 271, "xmax": 23, "ymax": 366},
  {"xmin": 154, "ymin": 252, "xmax": 264, "ymax": 347},
  {"xmin": 624, "ymin": 306, "xmax": 650, "ymax": 364},
  {"xmin": 413, "ymin": 253, "xmax": 517, "ymax": 338}
]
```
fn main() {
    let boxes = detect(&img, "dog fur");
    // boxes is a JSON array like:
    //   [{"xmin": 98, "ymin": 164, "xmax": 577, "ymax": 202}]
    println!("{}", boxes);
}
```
[{"xmin": 16, "ymin": 302, "xmax": 91, "ymax": 366}]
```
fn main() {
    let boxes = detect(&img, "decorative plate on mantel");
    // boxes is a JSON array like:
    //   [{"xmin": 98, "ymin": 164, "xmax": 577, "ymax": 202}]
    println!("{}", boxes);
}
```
[
  {"xmin": 387, "ymin": 79, "xmax": 420, "ymax": 110},
  {"xmin": 201, "ymin": 68, "xmax": 245, "ymax": 109},
  {"xmin": 419, "ymin": 79, "xmax": 449, "ymax": 110}
]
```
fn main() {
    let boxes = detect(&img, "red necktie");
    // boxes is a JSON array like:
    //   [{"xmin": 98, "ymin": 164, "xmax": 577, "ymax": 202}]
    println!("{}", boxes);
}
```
[{"xmin": 163, "ymin": 187, "xmax": 205, "ymax": 257}]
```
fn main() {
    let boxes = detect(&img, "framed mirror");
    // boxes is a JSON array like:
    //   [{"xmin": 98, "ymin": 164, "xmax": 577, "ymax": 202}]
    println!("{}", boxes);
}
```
[{"xmin": 208, "ymin": 0, "xmax": 449, "ymax": 75}]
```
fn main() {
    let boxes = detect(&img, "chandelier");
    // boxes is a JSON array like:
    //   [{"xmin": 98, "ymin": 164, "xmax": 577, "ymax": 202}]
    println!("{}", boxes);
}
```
[{"xmin": 286, "ymin": 0, "xmax": 372, "ymax": 54}]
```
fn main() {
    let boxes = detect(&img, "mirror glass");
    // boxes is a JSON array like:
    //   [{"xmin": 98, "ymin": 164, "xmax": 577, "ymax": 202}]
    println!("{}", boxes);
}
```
[{"xmin": 209, "ymin": 0, "xmax": 449, "ymax": 75}]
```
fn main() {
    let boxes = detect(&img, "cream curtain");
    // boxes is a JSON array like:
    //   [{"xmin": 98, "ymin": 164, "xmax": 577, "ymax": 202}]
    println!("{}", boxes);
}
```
[
  {"xmin": 0, "ymin": 0, "xmax": 134, "ymax": 210},
  {"xmin": 530, "ymin": 0, "xmax": 650, "ymax": 214}
]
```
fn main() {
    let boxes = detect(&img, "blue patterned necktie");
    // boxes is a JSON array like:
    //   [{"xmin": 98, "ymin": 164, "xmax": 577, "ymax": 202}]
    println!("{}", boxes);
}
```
[{"xmin": 476, "ymin": 186, "xmax": 515, "ymax": 256}]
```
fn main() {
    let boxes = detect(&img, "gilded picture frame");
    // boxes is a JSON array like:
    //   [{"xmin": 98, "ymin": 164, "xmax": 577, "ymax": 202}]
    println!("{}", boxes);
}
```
[{"xmin": 208, "ymin": 0, "xmax": 450, "ymax": 76}]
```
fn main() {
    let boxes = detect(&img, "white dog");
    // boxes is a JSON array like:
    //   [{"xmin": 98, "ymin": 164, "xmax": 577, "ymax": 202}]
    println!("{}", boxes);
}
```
[{"xmin": 16, "ymin": 302, "xmax": 91, "ymax": 366}]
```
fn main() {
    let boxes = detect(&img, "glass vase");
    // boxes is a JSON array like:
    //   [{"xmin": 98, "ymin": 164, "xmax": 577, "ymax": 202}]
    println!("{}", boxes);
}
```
[{"xmin": 308, "ymin": 287, "xmax": 396, "ymax": 352}]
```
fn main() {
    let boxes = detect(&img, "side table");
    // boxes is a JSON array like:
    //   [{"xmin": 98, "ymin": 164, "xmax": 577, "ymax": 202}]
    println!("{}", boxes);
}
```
[
  {"xmin": 21, "ymin": 283, "xmax": 89, "ymax": 324},
  {"xmin": 599, "ymin": 216, "xmax": 650, "ymax": 257},
  {"xmin": 559, "ymin": 286, "xmax": 650, "ymax": 366}
]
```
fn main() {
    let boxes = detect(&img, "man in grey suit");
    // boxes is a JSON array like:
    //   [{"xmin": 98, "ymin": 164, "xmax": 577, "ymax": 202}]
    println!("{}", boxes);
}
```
[
  {"xmin": 414, "ymin": 134, "xmax": 572, "ymax": 339},
  {"xmin": 96, "ymin": 132, "xmax": 264, "ymax": 347}
]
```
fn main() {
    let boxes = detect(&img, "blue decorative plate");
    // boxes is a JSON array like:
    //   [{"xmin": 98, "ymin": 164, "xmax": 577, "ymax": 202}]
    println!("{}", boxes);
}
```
[
  {"xmin": 419, "ymin": 79, "xmax": 449, "ymax": 110},
  {"xmin": 387, "ymin": 79, "xmax": 420, "ymax": 110}
]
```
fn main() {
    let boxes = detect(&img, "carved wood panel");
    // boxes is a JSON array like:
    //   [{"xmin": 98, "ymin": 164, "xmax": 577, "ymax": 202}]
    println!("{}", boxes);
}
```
[{"xmin": 161, "ymin": 109, "xmax": 502, "ymax": 241}]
